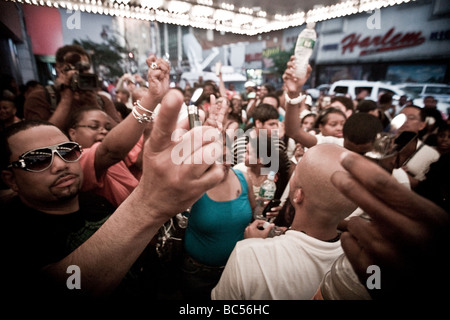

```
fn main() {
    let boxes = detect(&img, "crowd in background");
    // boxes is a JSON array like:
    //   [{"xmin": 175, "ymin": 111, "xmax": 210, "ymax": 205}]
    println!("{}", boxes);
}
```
[{"xmin": 1, "ymin": 44, "xmax": 449, "ymax": 302}]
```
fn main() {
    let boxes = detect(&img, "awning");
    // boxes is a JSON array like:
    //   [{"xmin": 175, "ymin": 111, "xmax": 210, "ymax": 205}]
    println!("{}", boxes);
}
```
[{"xmin": 22, "ymin": 4, "xmax": 64, "ymax": 56}]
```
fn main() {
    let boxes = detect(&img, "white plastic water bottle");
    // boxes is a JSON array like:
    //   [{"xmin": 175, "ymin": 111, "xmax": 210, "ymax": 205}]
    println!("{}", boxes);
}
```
[
  {"xmin": 253, "ymin": 171, "xmax": 277, "ymax": 221},
  {"xmin": 294, "ymin": 22, "xmax": 317, "ymax": 79}
]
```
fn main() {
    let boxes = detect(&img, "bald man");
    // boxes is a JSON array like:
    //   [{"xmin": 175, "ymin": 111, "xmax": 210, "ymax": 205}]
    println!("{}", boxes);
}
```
[{"xmin": 211, "ymin": 144, "xmax": 358, "ymax": 300}]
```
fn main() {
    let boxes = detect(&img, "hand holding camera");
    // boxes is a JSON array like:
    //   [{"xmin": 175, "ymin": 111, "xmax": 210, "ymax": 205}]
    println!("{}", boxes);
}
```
[{"xmin": 59, "ymin": 52, "xmax": 99, "ymax": 92}]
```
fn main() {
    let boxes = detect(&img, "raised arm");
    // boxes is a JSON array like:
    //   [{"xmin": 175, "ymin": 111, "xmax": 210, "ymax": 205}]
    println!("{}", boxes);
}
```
[
  {"xmin": 94, "ymin": 55, "xmax": 170, "ymax": 175},
  {"xmin": 282, "ymin": 56, "xmax": 317, "ymax": 148},
  {"xmin": 43, "ymin": 89, "xmax": 226, "ymax": 296}
]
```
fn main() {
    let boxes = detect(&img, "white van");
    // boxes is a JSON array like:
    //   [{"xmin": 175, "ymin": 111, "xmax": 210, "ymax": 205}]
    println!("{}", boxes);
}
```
[
  {"xmin": 395, "ymin": 83, "xmax": 450, "ymax": 116},
  {"xmin": 328, "ymin": 80, "xmax": 408, "ymax": 103}
]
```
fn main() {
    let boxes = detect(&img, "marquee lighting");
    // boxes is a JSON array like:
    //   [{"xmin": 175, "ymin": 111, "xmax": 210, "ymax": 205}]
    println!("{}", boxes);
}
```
[{"xmin": 9, "ymin": 0, "xmax": 415, "ymax": 35}]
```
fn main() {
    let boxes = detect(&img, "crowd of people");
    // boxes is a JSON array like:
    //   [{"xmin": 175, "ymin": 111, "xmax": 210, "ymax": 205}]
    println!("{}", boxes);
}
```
[{"xmin": 0, "ymin": 44, "xmax": 449, "ymax": 303}]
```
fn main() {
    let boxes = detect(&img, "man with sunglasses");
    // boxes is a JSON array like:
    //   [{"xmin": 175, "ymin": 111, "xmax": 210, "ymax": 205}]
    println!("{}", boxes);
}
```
[
  {"xmin": 23, "ymin": 45, "xmax": 121, "ymax": 131},
  {"xmin": 1, "ymin": 89, "xmax": 227, "ymax": 300}
]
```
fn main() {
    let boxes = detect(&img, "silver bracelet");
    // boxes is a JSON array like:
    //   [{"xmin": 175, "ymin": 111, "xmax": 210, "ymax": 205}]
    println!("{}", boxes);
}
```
[
  {"xmin": 132, "ymin": 100, "xmax": 154, "ymax": 123},
  {"xmin": 135, "ymin": 99, "xmax": 153, "ymax": 114}
]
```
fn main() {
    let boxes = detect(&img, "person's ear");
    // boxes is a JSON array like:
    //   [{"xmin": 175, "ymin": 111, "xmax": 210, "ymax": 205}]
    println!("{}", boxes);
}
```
[
  {"xmin": 292, "ymin": 187, "xmax": 304, "ymax": 204},
  {"xmin": 418, "ymin": 120, "xmax": 427, "ymax": 131},
  {"xmin": 255, "ymin": 120, "xmax": 262, "ymax": 129},
  {"xmin": 68, "ymin": 127, "xmax": 77, "ymax": 141},
  {"xmin": 1, "ymin": 170, "xmax": 18, "ymax": 192}
]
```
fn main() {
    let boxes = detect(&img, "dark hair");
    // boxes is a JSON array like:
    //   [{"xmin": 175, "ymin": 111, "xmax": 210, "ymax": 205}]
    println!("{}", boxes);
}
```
[
  {"xmin": 260, "ymin": 83, "xmax": 275, "ymax": 94},
  {"xmin": 331, "ymin": 96, "xmax": 354, "ymax": 112},
  {"xmin": 24, "ymin": 80, "xmax": 41, "ymax": 91},
  {"xmin": 437, "ymin": 123, "xmax": 450, "ymax": 134},
  {"xmin": 55, "ymin": 45, "xmax": 90, "ymax": 66},
  {"xmin": 114, "ymin": 101, "xmax": 131, "ymax": 120},
  {"xmin": 0, "ymin": 120, "xmax": 57, "ymax": 170},
  {"xmin": 248, "ymin": 132, "xmax": 290, "ymax": 200},
  {"xmin": 253, "ymin": 103, "xmax": 279, "ymax": 124},
  {"xmin": 343, "ymin": 113, "xmax": 383, "ymax": 145},
  {"xmin": 67, "ymin": 105, "xmax": 104, "ymax": 132},
  {"xmin": 315, "ymin": 107, "xmax": 346, "ymax": 127},
  {"xmin": 357, "ymin": 99, "xmax": 378, "ymax": 113},
  {"xmin": 378, "ymin": 92, "xmax": 393, "ymax": 105}
]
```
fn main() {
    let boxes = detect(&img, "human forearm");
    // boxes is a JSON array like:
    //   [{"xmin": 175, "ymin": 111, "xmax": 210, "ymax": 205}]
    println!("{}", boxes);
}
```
[
  {"xmin": 45, "ymin": 89, "xmax": 226, "ymax": 298},
  {"xmin": 99, "ymin": 112, "xmax": 146, "ymax": 164},
  {"xmin": 42, "ymin": 187, "xmax": 164, "ymax": 296},
  {"xmin": 98, "ymin": 56, "xmax": 167, "ymax": 165},
  {"xmin": 48, "ymin": 93, "xmax": 73, "ymax": 130},
  {"xmin": 285, "ymin": 104, "xmax": 317, "ymax": 148},
  {"xmin": 282, "ymin": 56, "xmax": 316, "ymax": 148}
]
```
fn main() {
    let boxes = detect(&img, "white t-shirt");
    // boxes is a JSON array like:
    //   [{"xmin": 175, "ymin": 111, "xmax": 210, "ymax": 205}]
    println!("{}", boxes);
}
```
[{"xmin": 211, "ymin": 230, "xmax": 344, "ymax": 300}]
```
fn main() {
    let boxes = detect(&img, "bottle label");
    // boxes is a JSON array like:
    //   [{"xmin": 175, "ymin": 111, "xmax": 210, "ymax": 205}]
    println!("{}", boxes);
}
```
[
  {"xmin": 297, "ymin": 38, "xmax": 315, "ymax": 49},
  {"xmin": 259, "ymin": 189, "xmax": 275, "ymax": 199}
]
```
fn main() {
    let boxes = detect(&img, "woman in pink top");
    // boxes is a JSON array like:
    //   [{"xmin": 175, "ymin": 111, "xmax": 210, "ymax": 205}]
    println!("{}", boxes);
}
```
[{"xmin": 67, "ymin": 55, "xmax": 170, "ymax": 207}]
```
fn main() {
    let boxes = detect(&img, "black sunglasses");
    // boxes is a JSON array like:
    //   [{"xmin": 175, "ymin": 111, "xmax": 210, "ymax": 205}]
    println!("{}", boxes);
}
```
[{"xmin": 8, "ymin": 142, "xmax": 82, "ymax": 172}]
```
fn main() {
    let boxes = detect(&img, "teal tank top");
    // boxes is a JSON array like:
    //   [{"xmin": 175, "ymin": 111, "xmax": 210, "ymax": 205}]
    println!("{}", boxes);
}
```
[{"xmin": 184, "ymin": 168, "xmax": 252, "ymax": 266}]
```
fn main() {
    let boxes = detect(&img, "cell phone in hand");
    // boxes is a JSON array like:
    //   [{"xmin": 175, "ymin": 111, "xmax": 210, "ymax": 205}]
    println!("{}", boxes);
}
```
[{"xmin": 262, "ymin": 199, "xmax": 281, "ymax": 218}]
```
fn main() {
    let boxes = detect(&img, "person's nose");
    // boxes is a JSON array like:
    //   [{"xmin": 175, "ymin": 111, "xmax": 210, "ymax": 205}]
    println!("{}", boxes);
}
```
[
  {"xmin": 50, "ymin": 152, "xmax": 69, "ymax": 173},
  {"xmin": 98, "ymin": 126, "xmax": 109, "ymax": 134}
]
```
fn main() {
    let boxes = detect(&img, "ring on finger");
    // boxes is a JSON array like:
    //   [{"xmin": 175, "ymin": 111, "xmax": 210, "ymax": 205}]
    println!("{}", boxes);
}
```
[{"xmin": 151, "ymin": 62, "xmax": 158, "ymax": 70}]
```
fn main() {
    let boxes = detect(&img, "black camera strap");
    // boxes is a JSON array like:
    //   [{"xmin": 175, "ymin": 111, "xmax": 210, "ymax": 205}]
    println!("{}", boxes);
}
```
[{"xmin": 45, "ymin": 85, "xmax": 58, "ymax": 114}]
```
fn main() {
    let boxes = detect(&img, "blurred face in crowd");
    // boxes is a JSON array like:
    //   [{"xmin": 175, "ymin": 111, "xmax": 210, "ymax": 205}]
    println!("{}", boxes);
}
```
[
  {"xmin": 116, "ymin": 90, "xmax": 130, "ymax": 104},
  {"xmin": 301, "ymin": 114, "xmax": 316, "ymax": 132},
  {"xmin": 57, "ymin": 52, "xmax": 91, "ymax": 79},
  {"xmin": 262, "ymin": 96, "xmax": 279, "ymax": 109},
  {"xmin": 256, "ymin": 118, "xmax": 279, "ymax": 133},
  {"xmin": 244, "ymin": 140, "xmax": 259, "ymax": 168},
  {"xmin": 0, "ymin": 99, "xmax": 16, "ymax": 122},
  {"xmin": 231, "ymin": 95, "xmax": 243, "ymax": 115},
  {"xmin": 320, "ymin": 112, "xmax": 345, "ymax": 138},
  {"xmin": 423, "ymin": 96, "xmax": 436, "ymax": 108},
  {"xmin": 399, "ymin": 106, "xmax": 426, "ymax": 134},
  {"xmin": 203, "ymin": 84, "xmax": 216, "ymax": 101},
  {"xmin": 437, "ymin": 128, "xmax": 450, "ymax": 155},
  {"xmin": 259, "ymin": 85, "xmax": 269, "ymax": 98},
  {"xmin": 68, "ymin": 110, "xmax": 112, "ymax": 148}
]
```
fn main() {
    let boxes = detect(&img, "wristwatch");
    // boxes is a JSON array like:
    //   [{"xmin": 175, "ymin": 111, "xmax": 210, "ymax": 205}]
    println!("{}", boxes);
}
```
[{"xmin": 284, "ymin": 91, "xmax": 305, "ymax": 105}]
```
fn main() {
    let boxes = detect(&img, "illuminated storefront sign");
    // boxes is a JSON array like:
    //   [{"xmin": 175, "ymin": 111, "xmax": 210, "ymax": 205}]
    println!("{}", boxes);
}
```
[{"xmin": 341, "ymin": 27, "xmax": 426, "ymax": 56}]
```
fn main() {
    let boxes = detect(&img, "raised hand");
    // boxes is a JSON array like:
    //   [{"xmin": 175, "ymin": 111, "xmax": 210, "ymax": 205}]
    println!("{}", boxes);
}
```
[
  {"xmin": 331, "ymin": 151, "xmax": 449, "ymax": 299},
  {"xmin": 282, "ymin": 55, "xmax": 312, "ymax": 97},
  {"xmin": 139, "ymin": 89, "xmax": 227, "ymax": 219},
  {"xmin": 144, "ymin": 55, "xmax": 171, "ymax": 104}
]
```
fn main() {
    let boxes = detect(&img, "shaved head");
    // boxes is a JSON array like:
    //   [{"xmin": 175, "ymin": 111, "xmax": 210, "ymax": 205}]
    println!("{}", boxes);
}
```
[{"xmin": 290, "ymin": 144, "xmax": 357, "ymax": 223}]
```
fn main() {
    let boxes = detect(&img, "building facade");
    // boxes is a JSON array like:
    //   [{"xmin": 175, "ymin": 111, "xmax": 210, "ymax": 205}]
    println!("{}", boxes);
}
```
[{"xmin": 1, "ymin": 0, "xmax": 449, "ymax": 90}]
